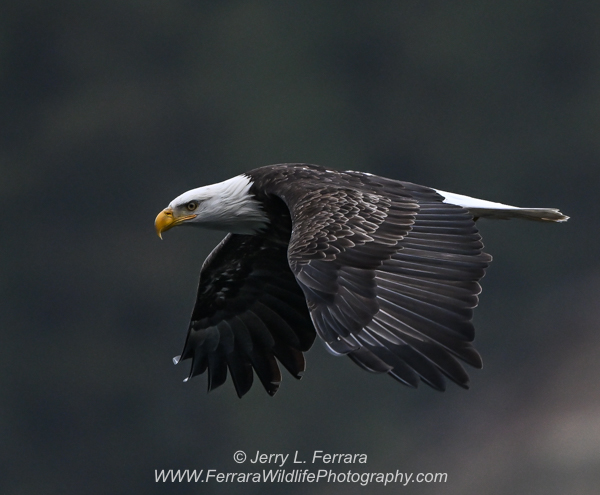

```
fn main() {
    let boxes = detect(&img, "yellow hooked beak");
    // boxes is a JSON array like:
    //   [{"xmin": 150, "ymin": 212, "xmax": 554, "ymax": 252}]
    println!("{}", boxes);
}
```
[{"xmin": 155, "ymin": 208, "xmax": 197, "ymax": 239}]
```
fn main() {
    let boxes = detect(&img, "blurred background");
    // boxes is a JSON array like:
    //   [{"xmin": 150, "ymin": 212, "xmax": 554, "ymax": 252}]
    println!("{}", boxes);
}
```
[{"xmin": 2, "ymin": 1, "xmax": 598, "ymax": 494}]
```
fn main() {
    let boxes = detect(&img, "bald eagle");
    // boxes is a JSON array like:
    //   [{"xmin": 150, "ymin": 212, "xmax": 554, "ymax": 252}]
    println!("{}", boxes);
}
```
[{"xmin": 155, "ymin": 164, "xmax": 567, "ymax": 397}]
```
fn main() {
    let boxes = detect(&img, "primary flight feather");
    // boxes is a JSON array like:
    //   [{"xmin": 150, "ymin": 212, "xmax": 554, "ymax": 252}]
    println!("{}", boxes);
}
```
[{"xmin": 155, "ymin": 163, "xmax": 568, "ymax": 397}]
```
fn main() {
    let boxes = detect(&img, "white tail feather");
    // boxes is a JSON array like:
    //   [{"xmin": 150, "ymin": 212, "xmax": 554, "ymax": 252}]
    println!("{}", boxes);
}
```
[{"xmin": 434, "ymin": 189, "xmax": 569, "ymax": 222}]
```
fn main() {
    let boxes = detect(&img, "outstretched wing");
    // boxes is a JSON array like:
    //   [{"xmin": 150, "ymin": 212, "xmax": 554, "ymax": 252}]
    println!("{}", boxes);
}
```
[
  {"xmin": 287, "ymin": 178, "xmax": 491, "ymax": 391},
  {"xmin": 177, "ymin": 232, "xmax": 315, "ymax": 397}
]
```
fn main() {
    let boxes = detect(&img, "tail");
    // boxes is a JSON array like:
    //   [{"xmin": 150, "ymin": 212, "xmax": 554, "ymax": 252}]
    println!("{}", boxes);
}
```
[{"xmin": 434, "ymin": 189, "xmax": 569, "ymax": 222}]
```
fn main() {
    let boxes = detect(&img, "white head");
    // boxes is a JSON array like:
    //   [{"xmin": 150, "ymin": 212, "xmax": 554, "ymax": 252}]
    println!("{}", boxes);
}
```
[{"xmin": 155, "ymin": 174, "xmax": 269, "ymax": 237}]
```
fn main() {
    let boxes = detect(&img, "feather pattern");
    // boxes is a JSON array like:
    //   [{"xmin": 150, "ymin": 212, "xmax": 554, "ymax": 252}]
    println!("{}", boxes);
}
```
[
  {"xmin": 166, "ymin": 163, "xmax": 566, "ymax": 396},
  {"xmin": 253, "ymin": 165, "xmax": 489, "ymax": 391}
]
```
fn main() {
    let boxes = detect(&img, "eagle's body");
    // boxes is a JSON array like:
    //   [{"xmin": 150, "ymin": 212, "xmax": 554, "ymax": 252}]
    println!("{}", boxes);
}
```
[{"xmin": 155, "ymin": 163, "xmax": 568, "ymax": 397}]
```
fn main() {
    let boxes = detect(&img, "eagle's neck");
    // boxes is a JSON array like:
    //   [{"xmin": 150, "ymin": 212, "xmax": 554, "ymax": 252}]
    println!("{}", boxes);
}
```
[{"xmin": 208, "ymin": 175, "xmax": 270, "ymax": 234}]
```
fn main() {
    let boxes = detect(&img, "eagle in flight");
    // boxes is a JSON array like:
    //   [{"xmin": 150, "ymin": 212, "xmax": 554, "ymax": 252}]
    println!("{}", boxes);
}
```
[{"xmin": 155, "ymin": 164, "xmax": 567, "ymax": 397}]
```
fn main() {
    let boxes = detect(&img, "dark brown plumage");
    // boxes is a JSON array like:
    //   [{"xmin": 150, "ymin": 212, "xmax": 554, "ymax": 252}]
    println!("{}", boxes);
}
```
[{"xmin": 156, "ymin": 163, "xmax": 567, "ymax": 397}]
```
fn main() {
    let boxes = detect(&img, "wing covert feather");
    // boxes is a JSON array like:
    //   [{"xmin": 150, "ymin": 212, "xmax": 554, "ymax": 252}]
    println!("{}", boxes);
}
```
[{"xmin": 277, "ymin": 169, "xmax": 491, "ymax": 390}]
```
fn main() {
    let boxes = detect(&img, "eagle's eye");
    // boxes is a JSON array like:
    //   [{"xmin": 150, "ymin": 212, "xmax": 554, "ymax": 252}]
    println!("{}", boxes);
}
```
[{"xmin": 186, "ymin": 201, "xmax": 198, "ymax": 211}]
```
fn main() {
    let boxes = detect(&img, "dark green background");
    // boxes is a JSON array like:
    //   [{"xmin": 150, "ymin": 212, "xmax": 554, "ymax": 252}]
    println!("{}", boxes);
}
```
[{"xmin": 2, "ymin": 1, "xmax": 597, "ymax": 494}]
